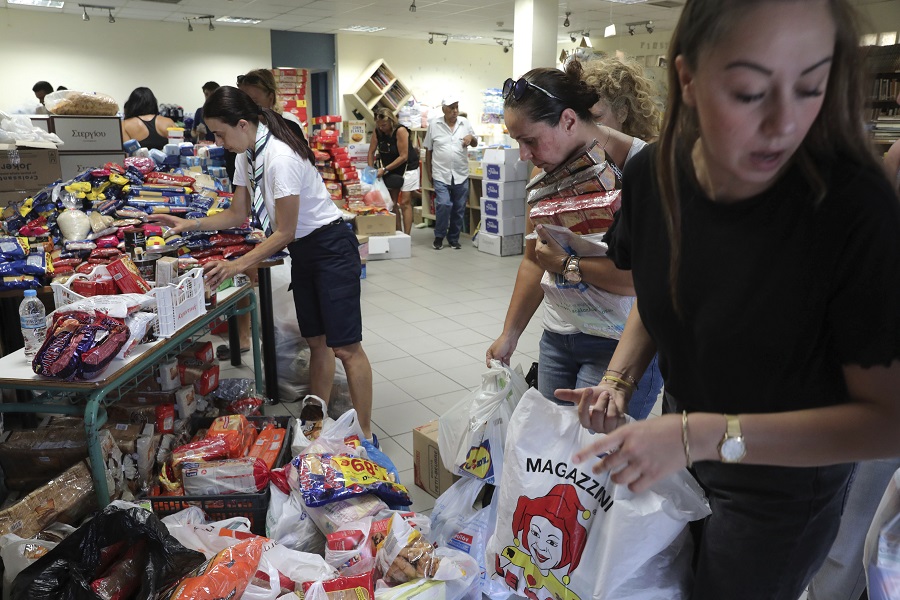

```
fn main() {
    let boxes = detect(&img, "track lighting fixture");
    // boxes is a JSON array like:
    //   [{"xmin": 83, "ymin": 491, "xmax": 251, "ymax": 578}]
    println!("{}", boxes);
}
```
[
  {"xmin": 81, "ymin": 5, "xmax": 89, "ymax": 20},
  {"xmin": 443, "ymin": 35, "xmax": 449, "ymax": 46},
  {"xmin": 108, "ymin": 8, "xmax": 114, "ymax": 22},
  {"xmin": 80, "ymin": 4, "xmax": 118, "ymax": 22},
  {"xmin": 187, "ymin": 20, "xmax": 193, "ymax": 31},
  {"xmin": 646, "ymin": 21, "xmax": 654, "ymax": 33},
  {"xmin": 208, "ymin": 17, "xmax": 214, "ymax": 30},
  {"xmin": 563, "ymin": 11, "xmax": 570, "ymax": 28},
  {"xmin": 184, "ymin": 15, "xmax": 215, "ymax": 32},
  {"xmin": 625, "ymin": 20, "xmax": 654, "ymax": 36},
  {"xmin": 569, "ymin": 32, "xmax": 576, "ymax": 42},
  {"xmin": 428, "ymin": 33, "xmax": 433, "ymax": 44},
  {"xmin": 628, "ymin": 25, "xmax": 634, "ymax": 35},
  {"xmin": 409, "ymin": 0, "xmax": 416, "ymax": 12}
]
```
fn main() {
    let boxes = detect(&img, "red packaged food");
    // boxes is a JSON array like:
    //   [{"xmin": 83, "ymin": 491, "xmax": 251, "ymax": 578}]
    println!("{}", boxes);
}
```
[
  {"xmin": 206, "ymin": 414, "xmax": 254, "ymax": 458},
  {"xmin": 162, "ymin": 538, "xmax": 263, "ymax": 600},
  {"xmin": 107, "ymin": 256, "xmax": 151, "ymax": 294},
  {"xmin": 209, "ymin": 233, "xmax": 244, "ymax": 247},
  {"xmin": 197, "ymin": 255, "xmax": 225, "ymax": 266},
  {"xmin": 247, "ymin": 423, "xmax": 285, "ymax": 469},
  {"xmin": 156, "ymin": 404, "xmax": 175, "ymax": 434},
  {"xmin": 301, "ymin": 571, "xmax": 376, "ymax": 600},
  {"xmin": 222, "ymin": 244, "xmax": 252, "ymax": 259},
  {"xmin": 90, "ymin": 540, "xmax": 147, "ymax": 600}
]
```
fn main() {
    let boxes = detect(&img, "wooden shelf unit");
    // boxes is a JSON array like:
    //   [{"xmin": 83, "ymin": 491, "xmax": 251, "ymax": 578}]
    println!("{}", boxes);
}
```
[
  {"xmin": 420, "ymin": 162, "xmax": 482, "ymax": 238},
  {"xmin": 344, "ymin": 59, "xmax": 412, "ymax": 123}
]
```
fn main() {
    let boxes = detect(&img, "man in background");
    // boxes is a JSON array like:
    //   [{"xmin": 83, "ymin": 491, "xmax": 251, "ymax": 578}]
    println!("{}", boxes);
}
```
[
  {"xmin": 32, "ymin": 81, "xmax": 54, "ymax": 114},
  {"xmin": 423, "ymin": 95, "xmax": 477, "ymax": 250},
  {"xmin": 191, "ymin": 81, "xmax": 220, "ymax": 142}
]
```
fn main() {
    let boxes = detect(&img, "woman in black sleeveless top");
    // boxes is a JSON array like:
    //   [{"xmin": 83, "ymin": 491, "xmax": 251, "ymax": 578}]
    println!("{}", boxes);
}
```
[
  {"xmin": 367, "ymin": 107, "xmax": 420, "ymax": 234},
  {"xmin": 121, "ymin": 87, "xmax": 176, "ymax": 151}
]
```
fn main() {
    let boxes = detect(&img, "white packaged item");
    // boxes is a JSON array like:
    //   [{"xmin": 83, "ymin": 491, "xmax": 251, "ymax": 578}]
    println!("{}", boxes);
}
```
[
  {"xmin": 437, "ymin": 361, "xmax": 527, "ymax": 485},
  {"xmin": 324, "ymin": 517, "xmax": 376, "ymax": 576},
  {"xmin": 182, "ymin": 457, "xmax": 268, "ymax": 496},
  {"xmin": 305, "ymin": 494, "xmax": 387, "ymax": 536},
  {"xmin": 158, "ymin": 357, "xmax": 180, "ymax": 391},
  {"xmin": 174, "ymin": 386, "xmax": 196, "ymax": 420},
  {"xmin": 485, "ymin": 388, "xmax": 711, "ymax": 600}
]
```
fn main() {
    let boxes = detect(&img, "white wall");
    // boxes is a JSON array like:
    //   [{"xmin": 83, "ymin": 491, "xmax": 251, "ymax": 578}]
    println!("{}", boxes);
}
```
[
  {"xmin": 336, "ymin": 33, "xmax": 514, "ymax": 129},
  {"xmin": 0, "ymin": 9, "xmax": 271, "ymax": 116}
]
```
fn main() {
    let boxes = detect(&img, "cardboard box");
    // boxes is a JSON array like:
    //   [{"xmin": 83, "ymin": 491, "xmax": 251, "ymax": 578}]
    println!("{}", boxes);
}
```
[
  {"xmin": 344, "ymin": 120, "xmax": 367, "ymax": 144},
  {"xmin": 481, "ymin": 197, "xmax": 526, "ymax": 219},
  {"xmin": 483, "ymin": 180, "xmax": 526, "ymax": 201},
  {"xmin": 413, "ymin": 420, "xmax": 459, "ymax": 499},
  {"xmin": 0, "ymin": 189, "xmax": 34, "ymax": 208},
  {"xmin": 367, "ymin": 232, "xmax": 411, "ymax": 260},
  {"xmin": 0, "ymin": 428, "xmax": 87, "ymax": 480},
  {"xmin": 49, "ymin": 116, "xmax": 124, "ymax": 152},
  {"xmin": 482, "ymin": 215, "xmax": 526, "ymax": 237},
  {"xmin": 477, "ymin": 232, "xmax": 524, "ymax": 256},
  {"xmin": 482, "ymin": 147, "xmax": 521, "ymax": 165},
  {"xmin": 483, "ymin": 160, "xmax": 528, "ymax": 182},
  {"xmin": 413, "ymin": 205, "xmax": 423, "ymax": 225},
  {"xmin": 354, "ymin": 213, "xmax": 396, "ymax": 237},
  {"xmin": 59, "ymin": 152, "xmax": 127, "ymax": 180},
  {"xmin": 179, "ymin": 341, "xmax": 214, "ymax": 364},
  {"xmin": 0, "ymin": 145, "xmax": 61, "ymax": 193}
]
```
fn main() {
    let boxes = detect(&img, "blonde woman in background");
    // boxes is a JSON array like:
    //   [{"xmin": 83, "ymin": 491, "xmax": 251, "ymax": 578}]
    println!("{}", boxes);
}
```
[
  {"xmin": 581, "ymin": 57, "xmax": 662, "ymax": 142},
  {"xmin": 367, "ymin": 107, "xmax": 420, "ymax": 234}
]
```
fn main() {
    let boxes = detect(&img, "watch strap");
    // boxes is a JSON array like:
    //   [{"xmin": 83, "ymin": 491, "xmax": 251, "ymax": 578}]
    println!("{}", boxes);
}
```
[{"xmin": 724, "ymin": 414, "xmax": 742, "ymax": 438}]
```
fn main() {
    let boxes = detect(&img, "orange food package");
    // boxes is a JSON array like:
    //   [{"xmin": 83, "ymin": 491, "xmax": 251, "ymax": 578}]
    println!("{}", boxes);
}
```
[
  {"xmin": 161, "ymin": 537, "xmax": 264, "ymax": 600},
  {"xmin": 205, "ymin": 415, "xmax": 255, "ymax": 458},
  {"xmin": 247, "ymin": 423, "xmax": 286, "ymax": 469}
]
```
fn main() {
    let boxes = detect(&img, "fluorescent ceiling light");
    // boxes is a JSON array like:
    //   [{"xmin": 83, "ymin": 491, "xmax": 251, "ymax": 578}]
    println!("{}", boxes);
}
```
[
  {"xmin": 604, "ymin": 23, "xmax": 616, "ymax": 37},
  {"xmin": 453, "ymin": 35, "xmax": 482, "ymax": 40},
  {"xmin": 603, "ymin": 0, "xmax": 649, "ymax": 3},
  {"xmin": 340, "ymin": 25, "xmax": 386, "ymax": 32},
  {"xmin": 216, "ymin": 16, "xmax": 261, "ymax": 24},
  {"xmin": 8, "ymin": 0, "xmax": 65, "ymax": 7}
]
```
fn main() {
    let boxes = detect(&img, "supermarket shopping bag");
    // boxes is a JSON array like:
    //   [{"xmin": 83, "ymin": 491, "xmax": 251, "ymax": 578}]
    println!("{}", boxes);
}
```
[
  {"xmin": 484, "ymin": 388, "xmax": 711, "ymax": 600},
  {"xmin": 438, "ymin": 361, "xmax": 528, "ymax": 485},
  {"xmin": 865, "ymin": 467, "xmax": 900, "ymax": 600}
]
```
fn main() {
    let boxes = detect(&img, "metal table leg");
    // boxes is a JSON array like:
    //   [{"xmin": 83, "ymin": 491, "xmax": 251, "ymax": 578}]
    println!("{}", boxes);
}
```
[{"xmin": 257, "ymin": 267, "xmax": 279, "ymax": 403}]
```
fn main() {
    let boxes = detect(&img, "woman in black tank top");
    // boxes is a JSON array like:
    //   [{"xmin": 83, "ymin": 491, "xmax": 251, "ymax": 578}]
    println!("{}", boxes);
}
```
[
  {"xmin": 121, "ymin": 87, "xmax": 177, "ymax": 151},
  {"xmin": 367, "ymin": 107, "xmax": 420, "ymax": 233}
]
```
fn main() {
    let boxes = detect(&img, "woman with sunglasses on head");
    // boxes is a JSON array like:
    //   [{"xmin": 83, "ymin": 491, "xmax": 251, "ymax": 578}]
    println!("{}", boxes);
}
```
[
  {"xmin": 149, "ymin": 86, "xmax": 377, "ymax": 444},
  {"xmin": 367, "ymin": 107, "xmax": 420, "ymax": 234},
  {"xmin": 486, "ymin": 61, "xmax": 663, "ymax": 420},
  {"xmin": 556, "ymin": 1, "xmax": 900, "ymax": 598}
]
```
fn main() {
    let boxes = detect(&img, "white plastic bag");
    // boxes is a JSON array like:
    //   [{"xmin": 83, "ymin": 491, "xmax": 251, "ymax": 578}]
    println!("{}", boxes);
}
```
[
  {"xmin": 485, "ymin": 388, "xmax": 711, "ymax": 600},
  {"xmin": 537, "ymin": 226, "xmax": 634, "ymax": 340},
  {"xmin": 266, "ymin": 484, "xmax": 326, "ymax": 555},
  {"xmin": 438, "ymin": 361, "xmax": 528, "ymax": 485},
  {"xmin": 431, "ymin": 477, "xmax": 497, "ymax": 595},
  {"xmin": 290, "ymin": 396, "xmax": 337, "ymax": 456},
  {"xmin": 243, "ymin": 554, "xmax": 282, "ymax": 600},
  {"xmin": 865, "ymin": 467, "xmax": 900, "ymax": 599},
  {"xmin": 1, "ymin": 534, "xmax": 59, "ymax": 600},
  {"xmin": 325, "ymin": 517, "xmax": 377, "ymax": 576},
  {"xmin": 163, "ymin": 516, "xmax": 254, "ymax": 558},
  {"xmin": 264, "ymin": 544, "xmax": 335, "ymax": 594}
]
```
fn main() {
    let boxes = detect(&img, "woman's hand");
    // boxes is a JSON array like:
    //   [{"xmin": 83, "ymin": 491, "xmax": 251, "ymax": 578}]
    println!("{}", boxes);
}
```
[
  {"xmin": 377, "ymin": 167, "xmax": 385, "ymax": 178},
  {"xmin": 148, "ymin": 214, "xmax": 193, "ymax": 235},
  {"xmin": 203, "ymin": 259, "xmax": 242, "ymax": 290},
  {"xmin": 534, "ymin": 225, "xmax": 569, "ymax": 274},
  {"xmin": 572, "ymin": 414, "xmax": 686, "ymax": 494},
  {"xmin": 556, "ymin": 382, "xmax": 631, "ymax": 433},
  {"xmin": 486, "ymin": 333, "xmax": 518, "ymax": 367}
]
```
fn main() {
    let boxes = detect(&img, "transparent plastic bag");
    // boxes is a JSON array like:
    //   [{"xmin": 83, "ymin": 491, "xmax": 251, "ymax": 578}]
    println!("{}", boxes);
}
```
[
  {"xmin": 865, "ymin": 468, "xmax": 900, "ymax": 600},
  {"xmin": 44, "ymin": 90, "xmax": 119, "ymax": 116}
]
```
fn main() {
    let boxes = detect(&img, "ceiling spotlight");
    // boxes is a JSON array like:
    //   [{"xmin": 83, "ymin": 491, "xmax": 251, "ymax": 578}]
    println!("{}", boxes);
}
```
[
  {"xmin": 569, "ymin": 32, "xmax": 577, "ymax": 42},
  {"xmin": 443, "ymin": 35, "xmax": 449, "ymax": 45},
  {"xmin": 208, "ymin": 17, "xmax": 214, "ymax": 30},
  {"xmin": 428, "ymin": 33, "xmax": 433, "ymax": 44},
  {"xmin": 187, "ymin": 20, "xmax": 193, "ymax": 31},
  {"xmin": 409, "ymin": 0, "xmax": 416, "ymax": 12},
  {"xmin": 563, "ymin": 11, "xmax": 570, "ymax": 28},
  {"xmin": 81, "ymin": 5, "xmax": 89, "ymax": 20},
  {"xmin": 628, "ymin": 25, "xmax": 634, "ymax": 35},
  {"xmin": 646, "ymin": 21, "xmax": 654, "ymax": 34},
  {"xmin": 108, "ymin": 8, "xmax": 114, "ymax": 22},
  {"xmin": 503, "ymin": 46, "xmax": 509, "ymax": 53}
]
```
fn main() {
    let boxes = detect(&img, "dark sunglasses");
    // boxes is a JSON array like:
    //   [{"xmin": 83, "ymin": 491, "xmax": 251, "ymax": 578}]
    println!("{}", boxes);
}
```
[
  {"xmin": 502, "ymin": 77, "xmax": 562, "ymax": 102},
  {"xmin": 375, "ymin": 113, "xmax": 391, "ymax": 120},
  {"xmin": 237, "ymin": 74, "xmax": 263, "ymax": 86}
]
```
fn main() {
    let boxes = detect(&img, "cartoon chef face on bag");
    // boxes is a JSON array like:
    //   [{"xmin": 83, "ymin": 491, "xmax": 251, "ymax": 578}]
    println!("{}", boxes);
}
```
[{"xmin": 494, "ymin": 484, "xmax": 590, "ymax": 600}]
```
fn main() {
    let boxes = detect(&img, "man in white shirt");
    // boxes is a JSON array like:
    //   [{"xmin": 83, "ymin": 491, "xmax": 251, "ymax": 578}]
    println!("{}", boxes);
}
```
[{"xmin": 423, "ymin": 95, "xmax": 477, "ymax": 250}]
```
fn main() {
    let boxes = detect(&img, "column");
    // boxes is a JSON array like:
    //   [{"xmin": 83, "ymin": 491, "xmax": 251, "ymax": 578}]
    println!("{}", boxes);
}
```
[{"xmin": 513, "ymin": 0, "xmax": 560, "ymax": 77}]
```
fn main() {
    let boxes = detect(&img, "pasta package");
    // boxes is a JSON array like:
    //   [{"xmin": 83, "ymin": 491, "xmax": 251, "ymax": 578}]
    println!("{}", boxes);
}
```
[{"xmin": 292, "ymin": 453, "xmax": 412, "ymax": 508}]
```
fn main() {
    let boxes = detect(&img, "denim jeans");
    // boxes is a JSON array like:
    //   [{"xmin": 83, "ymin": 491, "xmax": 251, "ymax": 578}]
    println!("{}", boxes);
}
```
[
  {"xmin": 537, "ymin": 329, "xmax": 662, "ymax": 419},
  {"xmin": 433, "ymin": 179, "xmax": 468, "ymax": 244}
]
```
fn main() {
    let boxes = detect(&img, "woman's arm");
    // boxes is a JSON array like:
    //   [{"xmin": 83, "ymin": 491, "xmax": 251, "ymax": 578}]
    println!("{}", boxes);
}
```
[
  {"xmin": 202, "ymin": 193, "xmax": 299, "ymax": 289},
  {"xmin": 486, "ymin": 218, "xmax": 547, "ymax": 366},
  {"xmin": 532, "ymin": 225, "xmax": 635, "ymax": 296},
  {"xmin": 367, "ymin": 133, "xmax": 377, "ymax": 167},
  {"xmin": 157, "ymin": 116, "xmax": 177, "ymax": 138}
]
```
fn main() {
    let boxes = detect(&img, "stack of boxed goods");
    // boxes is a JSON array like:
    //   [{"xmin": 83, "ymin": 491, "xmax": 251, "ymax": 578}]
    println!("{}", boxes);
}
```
[
  {"xmin": 310, "ymin": 115, "xmax": 355, "ymax": 208},
  {"xmin": 478, "ymin": 147, "xmax": 528, "ymax": 256},
  {"xmin": 467, "ymin": 146, "xmax": 485, "ymax": 177},
  {"xmin": 0, "ymin": 142, "xmax": 63, "ymax": 211},
  {"xmin": 274, "ymin": 68, "xmax": 309, "ymax": 129},
  {"xmin": 124, "ymin": 132, "xmax": 231, "ymax": 190}
]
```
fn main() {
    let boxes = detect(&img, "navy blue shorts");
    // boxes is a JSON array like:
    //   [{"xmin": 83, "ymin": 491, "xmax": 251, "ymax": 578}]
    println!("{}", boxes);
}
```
[{"xmin": 288, "ymin": 221, "xmax": 362, "ymax": 348}]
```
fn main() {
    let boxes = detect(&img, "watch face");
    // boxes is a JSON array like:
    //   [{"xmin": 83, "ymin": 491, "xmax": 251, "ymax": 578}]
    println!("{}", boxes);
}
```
[
  {"xmin": 564, "ymin": 270, "xmax": 581, "ymax": 283},
  {"xmin": 720, "ymin": 437, "xmax": 746, "ymax": 463}
]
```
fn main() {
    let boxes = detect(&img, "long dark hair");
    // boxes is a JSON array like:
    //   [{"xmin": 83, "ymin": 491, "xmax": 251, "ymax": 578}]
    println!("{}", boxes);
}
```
[
  {"xmin": 203, "ymin": 86, "xmax": 314, "ymax": 166},
  {"xmin": 503, "ymin": 61, "xmax": 598, "ymax": 126},
  {"xmin": 657, "ymin": 0, "xmax": 880, "ymax": 314},
  {"xmin": 123, "ymin": 87, "xmax": 160, "ymax": 119}
]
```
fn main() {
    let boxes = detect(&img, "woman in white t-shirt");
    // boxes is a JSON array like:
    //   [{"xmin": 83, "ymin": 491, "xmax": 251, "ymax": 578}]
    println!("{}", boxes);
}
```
[{"xmin": 151, "ymin": 86, "xmax": 377, "ymax": 443}]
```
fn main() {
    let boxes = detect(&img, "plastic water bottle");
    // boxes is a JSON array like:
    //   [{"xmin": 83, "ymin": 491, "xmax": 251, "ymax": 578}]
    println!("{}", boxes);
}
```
[{"xmin": 19, "ymin": 289, "xmax": 46, "ymax": 358}]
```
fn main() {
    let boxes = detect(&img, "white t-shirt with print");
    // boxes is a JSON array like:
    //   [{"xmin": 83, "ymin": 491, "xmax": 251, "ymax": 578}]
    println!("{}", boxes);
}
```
[{"xmin": 234, "ymin": 135, "xmax": 342, "ymax": 239}]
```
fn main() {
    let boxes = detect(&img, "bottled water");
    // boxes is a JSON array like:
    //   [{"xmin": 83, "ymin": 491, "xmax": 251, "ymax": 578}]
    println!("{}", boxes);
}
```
[{"xmin": 19, "ymin": 289, "xmax": 46, "ymax": 358}]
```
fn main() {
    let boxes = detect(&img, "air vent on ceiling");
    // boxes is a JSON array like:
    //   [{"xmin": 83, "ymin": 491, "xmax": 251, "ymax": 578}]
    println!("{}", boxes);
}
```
[{"xmin": 649, "ymin": 0, "xmax": 681, "ymax": 7}]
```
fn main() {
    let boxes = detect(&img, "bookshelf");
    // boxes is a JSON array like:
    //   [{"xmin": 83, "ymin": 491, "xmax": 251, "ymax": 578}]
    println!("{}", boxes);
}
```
[
  {"xmin": 866, "ymin": 45, "xmax": 900, "ymax": 150},
  {"xmin": 343, "ymin": 59, "xmax": 413, "ymax": 123}
]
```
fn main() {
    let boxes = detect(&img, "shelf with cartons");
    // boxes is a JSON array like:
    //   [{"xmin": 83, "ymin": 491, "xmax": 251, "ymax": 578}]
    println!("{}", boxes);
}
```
[
  {"xmin": 344, "ymin": 59, "xmax": 413, "ymax": 122},
  {"xmin": 866, "ymin": 44, "xmax": 900, "ymax": 153}
]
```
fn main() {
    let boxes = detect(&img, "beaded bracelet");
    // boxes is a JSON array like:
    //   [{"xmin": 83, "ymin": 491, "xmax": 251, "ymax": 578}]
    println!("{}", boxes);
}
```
[
  {"xmin": 682, "ymin": 411, "xmax": 693, "ymax": 468},
  {"xmin": 600, "ymin": 375, "xmax": 635, "ymax": 390},
  {"xmin": 604, "ymin": 369, "xmax": 639, "ymax": 389}
]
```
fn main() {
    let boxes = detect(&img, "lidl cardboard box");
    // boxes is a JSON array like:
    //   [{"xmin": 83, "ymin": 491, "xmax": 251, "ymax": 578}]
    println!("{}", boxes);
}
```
[
  {"xmin": 413, "ymin": 420, "xmax": 460, "ymax": 498},
  {"xmin": 0, "ymin": 144, "xmax": 61, "ymax": 193},
  {"xmin": 354, "ymin": 213, "xmax": 396, "ymax": 237}
]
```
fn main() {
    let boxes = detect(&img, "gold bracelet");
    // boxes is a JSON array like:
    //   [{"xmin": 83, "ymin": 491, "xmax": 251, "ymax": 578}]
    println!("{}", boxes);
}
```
[
  {"xmin": 600, "ymin": 375, "xmax": 635, "ymax": 390},
  {"xmin": 682, "ymin": 411, "xmax": 693, "ymax": 468},
  {"xmin": 604, "ymin": 369, "xmax": 639, "ymax": 389}
]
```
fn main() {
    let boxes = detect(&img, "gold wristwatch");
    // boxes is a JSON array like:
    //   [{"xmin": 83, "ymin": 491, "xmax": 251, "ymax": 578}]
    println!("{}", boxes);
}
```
[
  {"xmin": 717, "ymin": 414, "xmax": 746, "ymax": 463},
  {"xmin": 563, "ymin": 255, "xmax": 582, "ymax": 284}
]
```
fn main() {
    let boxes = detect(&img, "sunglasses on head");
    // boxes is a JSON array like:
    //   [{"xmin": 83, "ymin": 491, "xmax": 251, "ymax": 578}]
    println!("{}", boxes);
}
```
[
  {"xmin": 502, "ymin": 77, "xmax": 562, "ymax": 102},
  {"xmin": 237, "ymin": 74, "xmax": 263, "ymax": 86},
  {"xmin": 375, "ymin": 113, "xmax": 391, "ymax": 121}
]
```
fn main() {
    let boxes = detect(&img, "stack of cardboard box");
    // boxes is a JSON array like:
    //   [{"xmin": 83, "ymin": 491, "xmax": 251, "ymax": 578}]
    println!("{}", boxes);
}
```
[
  {"xmin": 274, "ymin": 68, "xmax": 309, "ymax": 127},
  {"xmin": 478, "ymin": 148, "xmax": 527, "ymax": 256}
]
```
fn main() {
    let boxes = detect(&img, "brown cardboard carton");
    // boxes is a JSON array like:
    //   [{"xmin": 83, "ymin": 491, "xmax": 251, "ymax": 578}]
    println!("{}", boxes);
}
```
[
  {"xmin": 0, "ymin": 428, "xmax": 87, "ymax": 480},
  {"xmin": 354, "ymin": 214, "xmax": 396, "ymax": 237},
  {"xmin": 0, "ymin": 145, "xmax": 62, "ymax": 193},
  {"xmin": 412, "ymin": 420, "xmax": 459, "ymax": 499}
]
